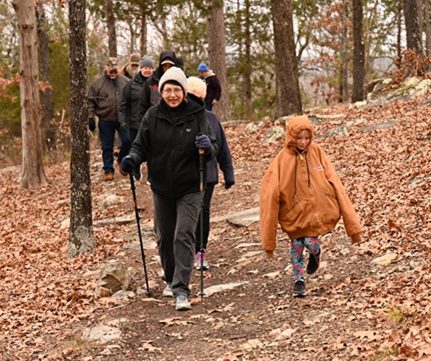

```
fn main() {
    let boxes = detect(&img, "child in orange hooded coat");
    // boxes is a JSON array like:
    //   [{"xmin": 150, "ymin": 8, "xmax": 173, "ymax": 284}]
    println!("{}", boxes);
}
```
[{"xmin": 260, "ymin": 115, "xmax": 361, "ymax": 297}]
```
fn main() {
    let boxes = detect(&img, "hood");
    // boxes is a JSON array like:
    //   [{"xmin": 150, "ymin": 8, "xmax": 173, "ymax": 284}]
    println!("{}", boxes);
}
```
[
  {"xmin": 159, "ymin": 50, "xmax": 177, "ymax": 67},
  {"xmin": 285, "ymin": 115, "xmax": 314, "ymax": 152}
]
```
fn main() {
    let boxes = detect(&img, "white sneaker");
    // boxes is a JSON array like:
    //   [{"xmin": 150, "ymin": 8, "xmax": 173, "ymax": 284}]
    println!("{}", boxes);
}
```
[
  {"xmin": 162, "ymin": 284, "xmax": 173, "ymax": 297},
  {"xmin": 175, "ymin": 294, "xmax": 191, "ymax": 311}
]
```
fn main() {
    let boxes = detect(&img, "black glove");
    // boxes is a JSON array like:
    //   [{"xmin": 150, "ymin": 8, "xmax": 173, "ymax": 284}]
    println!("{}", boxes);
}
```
[
  {"xmin": 88, "ymin": 117, "xmax": 96, "ymax": 132},
  {"xmin": 194, "ymin": 134, "xmax": 212, "ymax": 149},
  {"xmin": 225, "ymin": 180, "xmax": 235, "ymax": 189},
  {"xmin": 121, "ymin": 155, "xmax": 136, "ymax": 174}
]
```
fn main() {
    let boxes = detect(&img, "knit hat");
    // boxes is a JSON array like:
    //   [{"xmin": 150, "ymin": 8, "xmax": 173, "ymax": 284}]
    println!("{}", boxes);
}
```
[
  {"xmin": 129, "ymin": 53, "xmax": 140, "ymax": 66},
  {"xmin": 187, "ymin": 76, "xmax": 207, "ymax": 100},
  {"xmin": 158, "ymin": 67, "xmax": 188, "ymax": 94},
  {"xmin": 106, "ymin": 57, "xmax": 118, "ymax": 70},
  {"xmin": 140, "ymin": 55, "xmax": 154, "ymax": 68},
  {"xmin": 197, "ymin": 63, "xmax": 209, "ymax": 72}
]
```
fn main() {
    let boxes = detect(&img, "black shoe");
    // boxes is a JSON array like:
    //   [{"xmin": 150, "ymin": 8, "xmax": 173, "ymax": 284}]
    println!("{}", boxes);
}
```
[
  {"xmin": 293, "ymin": 280, "xmax": 306, "ymax": 297},
  {"xmin": 306, "ymin": 250, "xmax": 321, "ymax": 275}
]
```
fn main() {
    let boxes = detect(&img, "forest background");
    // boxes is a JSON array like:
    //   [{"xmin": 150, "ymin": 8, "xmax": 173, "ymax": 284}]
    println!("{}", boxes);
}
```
[{"xmin": 1, "ymin": 0, "xmax": 429, "ymax": 168}]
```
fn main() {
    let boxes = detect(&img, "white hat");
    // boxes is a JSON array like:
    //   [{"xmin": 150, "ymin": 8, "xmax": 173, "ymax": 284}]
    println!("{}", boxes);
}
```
[
  {"xmin": 158, "ymin": 67, "xmax": 188, "ymax": 94},
  {"xmin": 187, "ymin": 76, "xmax": 207, "ymax": 100}
]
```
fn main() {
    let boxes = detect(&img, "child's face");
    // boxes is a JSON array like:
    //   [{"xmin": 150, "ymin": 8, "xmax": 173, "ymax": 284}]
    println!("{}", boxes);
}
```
[{"xmin": 296, "ymin": 129, "xmax": 312, "ymax": 151}]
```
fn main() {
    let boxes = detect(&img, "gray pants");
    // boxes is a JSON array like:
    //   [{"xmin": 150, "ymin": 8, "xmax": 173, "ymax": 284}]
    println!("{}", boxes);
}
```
[{"xmin": 153, "ymin": 191, "xmax": 203, "ymax": 297}]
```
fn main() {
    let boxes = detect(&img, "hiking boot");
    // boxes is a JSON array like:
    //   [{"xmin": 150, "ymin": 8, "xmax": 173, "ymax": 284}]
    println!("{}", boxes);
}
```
[
  {"xmin": 162, "ymin": 284, "xmax": 173, "ymax": 297},
  {"xmin": 175, "ymin": 294, "xmax": 191, "ymax": 311},
  {"xmin": 117, "ymin": 161, "xmax": 128, "ymax": 176},
  {"xmin": 293, "ymin": 280, "xmax": 306, "ymax": 297},
  {"xmin": 103, "ymin": 172, "xmax": 114, "ymax": 181},
  {"xmin": 306, "ymin": 249, "xmax": 321, "ymax": 275},
  {"xmin": 195, "ymin": 251, "xmax": 209, "ymax": 270}
]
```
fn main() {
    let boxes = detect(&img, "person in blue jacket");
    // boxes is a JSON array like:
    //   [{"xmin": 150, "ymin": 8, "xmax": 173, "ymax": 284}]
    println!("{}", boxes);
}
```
[{"xmin": 187, "ymin": 76, "xmax": 235, "ymax": 270}]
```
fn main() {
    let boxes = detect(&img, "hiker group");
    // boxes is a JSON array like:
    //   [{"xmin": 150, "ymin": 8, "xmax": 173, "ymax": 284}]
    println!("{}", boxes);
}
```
[{"xmin": 87, "ymin": 51, "xmax": 361, "ymax": 311}]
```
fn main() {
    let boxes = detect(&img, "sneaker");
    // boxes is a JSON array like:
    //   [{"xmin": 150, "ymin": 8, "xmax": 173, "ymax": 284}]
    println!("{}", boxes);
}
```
[
  {"xmin": 162, "ymin": 284, "xmax": 173, "ymax": 297},
  {"xmin": 103, "ymin": 172, "xmax": 114, "ymax": 181},
  {"xmin": 175, "ymin": 294, "xmax": 191, "ymax": 311},
  {"xmin": 306, "ymin": 249, "xmax": 321, "ymax": 275},
  {"xmin": 195, "ymin": 251, "xmax": 209, "ymax": 270},
  {"xmin": 293, "ymin": 280, "xmax": 306, "ymax": 297}
]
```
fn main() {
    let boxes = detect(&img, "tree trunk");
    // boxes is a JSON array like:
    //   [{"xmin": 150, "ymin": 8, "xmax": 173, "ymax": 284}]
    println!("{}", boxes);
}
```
[
  {"xmin": 397, "ymin": 2, "xmax": 403, "ymax": 64},
  {"xmin": 68, "ymin": 0, "xmax": 94, "ymax": 256},
  {"xmin": 424, "ymin": 0, "xmax": 431, "ymax": 55},
  {"xmin": 403, "ymin": 0, "xmax": 422, "ymax": 52},
  {"xmin": 105, "ymin": 0, "xmax": 117, "ymax": 57},
  {"xmin": 352, "ymin": 0, "xmax": 365, "ymax": 102},
  {"xmin": 13, "ymin": 0, "xmax": 48, "ymax": 189},
  {"xmin": 140, "ymin": 5, "xmax": 147, "ymax": 56},
  {"xmin": 271, "ymin": 0, "xmax": 302, "ymax": 117},
  {"xmin": 340, "ymin": 0, "xmax": 349, "ymax": 103},
  {"xmin": 207, "ymin": 0, "xmax": 232, "ymax": 122},
  {"xmin": 244, "ymin": 0, "xmax": 254, "ymax": 121},
  {"xmin": 36, "ymin": 3, "xmax": 56, "ymax": 152}
]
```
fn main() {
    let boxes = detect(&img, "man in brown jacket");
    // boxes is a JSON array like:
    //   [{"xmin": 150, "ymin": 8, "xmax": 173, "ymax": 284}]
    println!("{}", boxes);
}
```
[
  {"xmin": 88, "ymin": 57, "xmax": 130, "ymax": 181},
  {"xmin": 260, "ymin": 115, "xmax": 361, "ymax": 297}
]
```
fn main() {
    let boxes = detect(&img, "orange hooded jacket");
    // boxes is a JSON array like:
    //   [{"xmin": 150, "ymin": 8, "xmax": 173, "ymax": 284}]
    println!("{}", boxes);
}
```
[{"xmin": 260, "ymin": 115, "xmax": 361, "ymax": 255}]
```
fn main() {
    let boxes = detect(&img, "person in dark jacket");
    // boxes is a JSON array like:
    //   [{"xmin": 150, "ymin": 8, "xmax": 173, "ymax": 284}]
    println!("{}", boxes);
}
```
[
  {"xmin": 119, "ymin": 55, "xmax": 155, "ymax": 180},
  {"xmin": 141, "ymin": 50, "xmax": 178, "ymax": 116},
  {"xmin": 197, "ymin": 63, "xmax": 221, "ymax": 111},
  {"xmin": 88, "ymin": 57, "xmax": 130, "ymax": 181},
  {"xmin": 121, "ymin": 67, "xmax": 218, "ymax": 311},
  {"xmin": 187, "ymin": 77, "xmax": 235, "ymax": 270}
]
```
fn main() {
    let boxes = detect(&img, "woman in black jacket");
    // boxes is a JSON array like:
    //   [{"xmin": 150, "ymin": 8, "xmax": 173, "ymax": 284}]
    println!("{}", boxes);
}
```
[{"xmin": 121, "ymin": 67, "xmax": 218, "ymax": 311}]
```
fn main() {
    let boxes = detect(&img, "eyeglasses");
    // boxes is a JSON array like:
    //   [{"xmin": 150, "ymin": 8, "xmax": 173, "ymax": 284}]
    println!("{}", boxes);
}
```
[{"xmin": 162, "ymin": 88, "xmax": 183, "ymax": 96}]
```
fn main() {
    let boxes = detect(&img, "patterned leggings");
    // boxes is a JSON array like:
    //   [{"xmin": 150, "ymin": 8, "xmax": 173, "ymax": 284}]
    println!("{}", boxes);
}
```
[{"xmin": 291, "ymin": 236, "xmax": 320, "ymax": 282}]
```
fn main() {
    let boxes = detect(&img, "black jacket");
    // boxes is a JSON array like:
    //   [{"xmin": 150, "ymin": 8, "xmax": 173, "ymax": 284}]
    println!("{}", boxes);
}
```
[
  {"xmin": 129, "ymin": 99, "xmax": 218, "ymax": 198},
  {"xmin": 142, "ymin": 50, "xmax": 179, "ymax": 115},
  {"xmin": 204, "ymin": 72, "xmax": 221, "ymax": 105},
  {"xmin": 118, "ymin": 72, "xmax": 149, "ymax": 130}
]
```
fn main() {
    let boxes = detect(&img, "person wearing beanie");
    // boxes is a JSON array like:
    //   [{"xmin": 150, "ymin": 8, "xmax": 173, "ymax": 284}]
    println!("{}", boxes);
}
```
[
  {"xmin": 87, "ymin": 57, "xmax": 130, "ymax": 181},
  {"xmin": 121, "ymin": 67, "xmax": 218, "ymax": 311},
  {"xmin": 118, "ymin": 55, "xmax": 155, "ymax": 180},
  {"xmin": 196, "ymin": 62, "xmax": 221, "ymax": 111},
  {"xmin": 141, "ymin": 50, "xmax": 179, "ymax": 116},
  {"xmin": 260, "ymin": 115, "xmax": 362, "ymax": 298},
  {"xmin": 187, "ymin": 76, "xmax": 235, "ymax": 271},
  {"xmin": 119, "ymin": 52, "xmax": 141, "ymax": 79}
]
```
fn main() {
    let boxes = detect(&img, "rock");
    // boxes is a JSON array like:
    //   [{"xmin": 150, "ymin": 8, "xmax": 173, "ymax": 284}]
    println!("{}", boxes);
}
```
[
  {"xmin": 361, "ymin": 120, "xmax": 399, "ymax": 133},
  {"xmin": 212, "ymin": 207, "xmax": 259, "ymax": 224},
  {"xmin": 95, "ymin": 261, "xmax": 135, "ymax": 298},
  {"xmin": 372, "ymin": 252, "xmax": 399, "ymax": 266},
  {"xmin": 82, "ymin": 325, "xmax": 121, "ymax": 343},
  {"xmin": 99, "ymin": 194, "xmax": 123, "ymax": 209},
  {"xmin": 245, "ymin": 123, "xmax": 259, "ymax": 132},
  {"xmin": 93, "ymin": 215, "xmax": 135, "ymax": 227},
  {"xmin": 111, "ymin": 290, "xmax": 135, "ymax": 302},
  {"xmin": 204, "ymin": 281, "xmax": 249, "ymax": 297},
  {"xmin": 263, "ymin": 271, "xmax": 281, "ymax": 279},
  {"xmin": 264, "ymin": 125, "xmax": 285, "ymax": 144},
  {"xmin": 226, "ymin": 208, "xmax": 260, "ymax": 227}
]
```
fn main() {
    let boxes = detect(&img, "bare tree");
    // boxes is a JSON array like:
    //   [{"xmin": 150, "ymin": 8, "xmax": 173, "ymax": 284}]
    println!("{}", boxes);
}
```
[
  {"xmin": 423, "ymin": 0, "xmax": 431, "ymax": 55},
  {"xmin": 140, "ymin": 5, "xmax": 147, "ymax": 56},
  {"xmin": 12, "ymin": 0, "xmax": 48, "ymax": 189},
  {"xmin": 207, "ymin": 0, "xmax": 232, "ymax": 121},
  {"xmin": 340, "ymin": 0, "xmax": 349, "ymax": 103},
  {"xmin": 105, "ymin": 0, "xmax": 117, "ymax": 57},
  {"xmin": 243, "ymin": 0, "xmax": 254, "ymax": 121},
  {"xmin": 37, "ymin": 3, "xmax": 56, "ymax": 152},
  {"xmin": 352, "ymin": 0, "xmax": 365, "ymax": 102},
  {"xmin": 69, "ymin": 0, "xmax": 94, "ymax": 256},
  {"xmin": 271, "ymin": 0, "xmax": 302, "ymax": 116},
  {"xmin": 403, "ymin": 0, "xmax": 422, "ymax": 52}
]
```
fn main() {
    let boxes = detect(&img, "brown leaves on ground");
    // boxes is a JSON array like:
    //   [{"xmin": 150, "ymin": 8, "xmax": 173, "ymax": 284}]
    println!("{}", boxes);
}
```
[{"xmin": 0, "ymin": 95, "xmax": 430, "ymax": 360}]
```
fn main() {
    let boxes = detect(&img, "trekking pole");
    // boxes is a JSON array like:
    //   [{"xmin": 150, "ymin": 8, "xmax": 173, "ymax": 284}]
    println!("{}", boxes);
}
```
[
  {"xmin": 198, "ymin": 148, "xmax": 206, "ymax": 299},
  {"xmin": 129, "ymin": 173, "xmax": 152, "ymax": 296}
]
